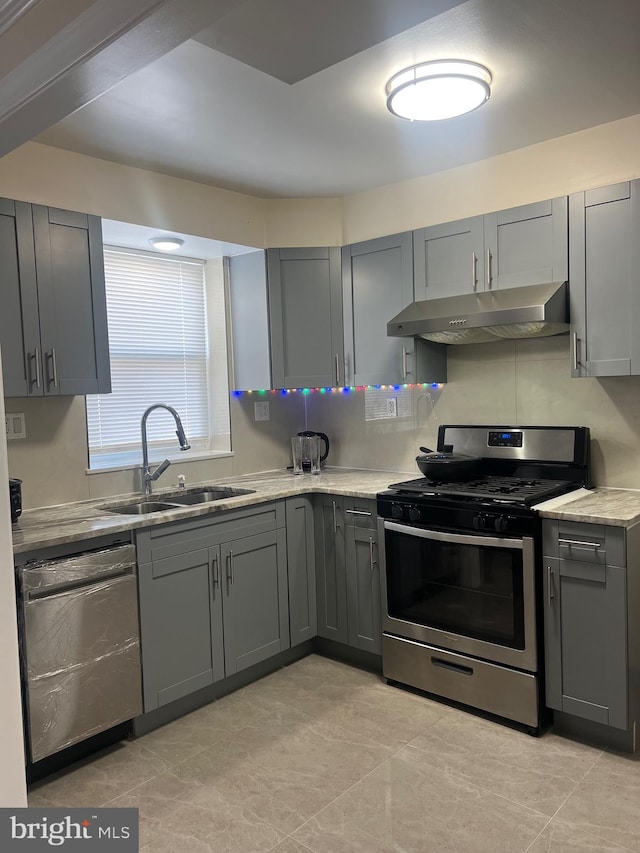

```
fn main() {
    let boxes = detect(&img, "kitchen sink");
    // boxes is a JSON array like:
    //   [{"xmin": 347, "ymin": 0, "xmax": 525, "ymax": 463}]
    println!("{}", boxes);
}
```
[
  {"xmin": 102, "ymin": 486, "xmax": 256, "ymax": 515},
  {"xmin": 165, "ymin": 487, "xmax": 255, "ymax": 505},
  {"xmin": 107, "ymin": 501, "xmax": 181, "ymax": 515}
]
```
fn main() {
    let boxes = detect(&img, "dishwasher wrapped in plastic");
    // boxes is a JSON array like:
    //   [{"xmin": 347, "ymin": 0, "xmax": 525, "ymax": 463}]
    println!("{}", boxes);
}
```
[{"xmin": 17, "ymin": 543, "xmax": 143, "ymax": 763}]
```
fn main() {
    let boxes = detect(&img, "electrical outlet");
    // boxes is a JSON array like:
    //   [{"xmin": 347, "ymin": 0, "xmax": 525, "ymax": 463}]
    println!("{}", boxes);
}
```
[
  {"xmin": 386, "ymin": 397, "xmax": 398, "ymax": 418},
  {"xmin": 5, "ymin": 412, "xmax": 26, "ymax": 440},
  {"xmin": 254, "ymin": 401, "xmax": 270, "ymax": 422}
]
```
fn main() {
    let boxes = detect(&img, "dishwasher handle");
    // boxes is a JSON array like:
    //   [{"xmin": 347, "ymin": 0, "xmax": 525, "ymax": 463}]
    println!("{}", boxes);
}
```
[
  {"xmin": 25, "ymin": 566, "xmax": 135, "ymax": 601},
  {"xmin": 19, "ymin": 543, "xmax": 136, "ymax": 598}
]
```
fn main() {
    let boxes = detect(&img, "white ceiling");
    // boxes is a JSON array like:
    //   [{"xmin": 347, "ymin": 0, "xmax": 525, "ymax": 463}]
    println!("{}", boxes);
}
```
[
  {"xmin": 101, "ymin": 219, "xmax": 258, "ymax": 258},
  {"xmin": 35, "ymin": 0, "xmax": 640, "ymax": 199}
]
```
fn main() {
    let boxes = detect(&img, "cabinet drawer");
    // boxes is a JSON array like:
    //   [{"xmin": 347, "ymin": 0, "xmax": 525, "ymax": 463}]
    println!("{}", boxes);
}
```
[
  {"xmin": 136, "ymin": 502, "xmax": 284, "ymax": 563},
  {"xmin": 542, "ymin": 519, "xmax": 625, "ymax": 567},
  {"xmin": 343, "ymin": 499, "xmax": 377, "ymax": 529}
]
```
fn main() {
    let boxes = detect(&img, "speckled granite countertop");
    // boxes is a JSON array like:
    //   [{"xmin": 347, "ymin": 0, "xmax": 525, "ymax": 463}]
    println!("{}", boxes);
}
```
[
  {"xmin": 12, "ymin": 468, "xmax": 408, "ymax": 555},
  {"xmin": 537, "ymin": 488, "xmax": 640, "ymax": 527}
]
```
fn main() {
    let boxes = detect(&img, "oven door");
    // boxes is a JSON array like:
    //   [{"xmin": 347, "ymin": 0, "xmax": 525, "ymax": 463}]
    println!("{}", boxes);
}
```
[{"xmin": 380, "ymin": 518, "xmax": 537, "ymax": 672}]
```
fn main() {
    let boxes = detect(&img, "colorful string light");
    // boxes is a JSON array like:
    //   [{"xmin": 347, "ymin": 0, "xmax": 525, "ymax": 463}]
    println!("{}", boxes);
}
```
[{"xmin": 232, "ymin": 383, "xmax": 442, "ymax": 396}]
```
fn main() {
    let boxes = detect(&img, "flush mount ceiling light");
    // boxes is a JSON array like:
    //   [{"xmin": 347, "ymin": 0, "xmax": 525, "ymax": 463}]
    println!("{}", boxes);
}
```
[
  {"xmin": 148, "ymin": 236, "xmax": 184, "ymax": 251},
  {"xmin": 386, "ymin": 60, "xmax": 492, "ymax": 121}
]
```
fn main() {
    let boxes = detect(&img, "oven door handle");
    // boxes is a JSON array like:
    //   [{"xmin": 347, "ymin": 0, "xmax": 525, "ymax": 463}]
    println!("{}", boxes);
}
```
[{"xmin": 383, "ymin": 519, "xmax": 525, "ymax": 550}]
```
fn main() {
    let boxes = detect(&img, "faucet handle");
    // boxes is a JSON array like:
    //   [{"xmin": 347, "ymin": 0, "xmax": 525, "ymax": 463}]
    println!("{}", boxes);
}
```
[{"xmin": 151, "ymin": 459, "xmax": 171, "ymax": 480}]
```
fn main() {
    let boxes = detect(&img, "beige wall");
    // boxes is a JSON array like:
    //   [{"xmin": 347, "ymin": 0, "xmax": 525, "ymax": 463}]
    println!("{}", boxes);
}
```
[
  {"xmin": 342, "ymin": 113, "xmax": 640, "ymax": 243},
  {"xmin": 5, "ymin": 114, "xmax": 640, "ymax": 505},
  {"xmin": 6, "ymin": 394, "xmax": 304, "ymax": 509},
  {"xmin": 1, "ymin": 113, "xmax": 639, "ymax": 249},
  {"xmin": 306, "ymin": 335, "xmax": 640, "ymax": 490}
]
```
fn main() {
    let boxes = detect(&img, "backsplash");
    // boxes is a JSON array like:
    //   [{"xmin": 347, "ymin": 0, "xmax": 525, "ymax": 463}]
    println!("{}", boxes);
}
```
[{"xmin": 7, "ymin": 334, "xmax": 640, "ymax": 509}]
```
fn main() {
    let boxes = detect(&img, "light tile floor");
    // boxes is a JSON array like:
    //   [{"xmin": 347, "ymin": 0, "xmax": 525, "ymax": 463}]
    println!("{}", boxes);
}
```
[{"xmin": 28, "ymin": 655, "xmax": 640, "ymax": 852}]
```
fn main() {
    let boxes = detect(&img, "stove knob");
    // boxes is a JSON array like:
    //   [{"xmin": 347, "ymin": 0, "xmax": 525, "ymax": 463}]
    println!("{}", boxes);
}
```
[
  {"xmin": 391, "ymin": 503, "xmax": 403, "ymax": 520},
  {"xmin": 494, "ymin": 515, "xmax": 508, "ymax": 533},
  {"xmin": 473, "ymin": 513, "xmax": 484, "ymax": 530},
  {"xmin": 408, "ymin": 505, "xmax": 421, "ymax": 522}
]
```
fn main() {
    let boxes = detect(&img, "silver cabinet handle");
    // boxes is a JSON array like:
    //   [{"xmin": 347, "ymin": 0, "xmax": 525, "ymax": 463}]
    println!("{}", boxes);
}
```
[
  {"xmin": 29, "ymin": 348, "xmax": 41, "ymax": 389},
  {"xmin": 212, "ymin": 556, "xmax": 219, "ymax": 587},
  {"xmin": 332, "ymin": 500, "xmax": 338, "ymax": 533},
  {"xmin": 345, "ymin": 509, "xmax": 372, "ymax": 517},
  {"xmin": 572, "ymin": 332, "xmax": 579, "ymax": 371},
  {"xmin": 335, "ymin": 353, "xmax": 341, "ymax": 386},
  {"xmin": 471, "ymin": 251, "xmax": 478, "ymax": 291},
  {"xmin": 401, "ymin": 347, "xmax": 408, "ymax": 382},
  {"xmin": 46, "ymin": 348, "xmax": 58, "ymax": 387},
  {"xmin": 486, "ymin": 249, "xmax": 493, "ymax": 289},
  {"xmin": 227, "ymin": 550, "xmax": 234, "ymax": 585},
  {"xmin": 558, "ymin": 538, "xmax": 601, "ymax": 549},
  {"xmin": 369, "ymin": 536, "xmax": 376, "ymax": 571},
  {"xmin": 547, "ymin": 565, "xmax": 554, "ymax": 607}
]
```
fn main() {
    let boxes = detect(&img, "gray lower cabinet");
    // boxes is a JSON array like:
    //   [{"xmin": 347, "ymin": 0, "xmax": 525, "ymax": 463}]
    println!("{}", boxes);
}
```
[
  {"xmin": 0, "ymin": 197, "xmax": 111, "ymax": 397},
  {"xmin": 569, "ymin": 181, "xmax": 640, "ymax": 377},
  {"xmin": 344, "ymin": 501, "xmax": 381, "ymax": 655},
  {"xmin": 268, "ymin": 247, "xmax": 343, "ymax": 388},
  {"xmin": 314, "ymin": 495, "xmax": 348, "ymax": 643},
  {"xmin": 285, "ymin": 496, "xmax": 317, "ymax": 646},
  {"xmin": 136, "ymin": 503, "xmax": 290, "ymax": 712},
  {"xmin": 414, "ymin": 197, "xmax": 568, "ymax": 298},
  {"xmin": 542, "ymin": 519, "xmax": 640, "ymax": 731},
  {"xmin": 315, "ymin": 495, "xmax": 382, "ymax": 654}
]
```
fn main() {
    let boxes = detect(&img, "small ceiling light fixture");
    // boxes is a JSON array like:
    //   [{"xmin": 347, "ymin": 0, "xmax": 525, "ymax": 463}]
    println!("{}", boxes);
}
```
[
  {"xmin": 386, "ymin": 59, "xmax": 491, "ymax": 121},
  {"xmin": 148, "ymin": 236, "xmax": 184, "ymax": 252}
]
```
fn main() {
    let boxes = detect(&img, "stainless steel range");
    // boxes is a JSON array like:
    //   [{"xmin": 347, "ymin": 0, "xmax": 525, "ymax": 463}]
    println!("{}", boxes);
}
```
[{"xmin": 377, "ymin": 424, "xmax": 590, "ymax": 733}]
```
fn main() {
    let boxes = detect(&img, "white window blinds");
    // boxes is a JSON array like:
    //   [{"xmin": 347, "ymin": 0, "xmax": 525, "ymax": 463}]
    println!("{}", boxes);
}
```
[{"xmin": 86, "ymin": 247, "xmax": 210, "ymax": 469}]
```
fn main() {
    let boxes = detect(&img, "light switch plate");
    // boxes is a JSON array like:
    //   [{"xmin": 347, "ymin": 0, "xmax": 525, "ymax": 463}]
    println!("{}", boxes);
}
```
[
  {"xmin": 254, "ymin": 401, "xmax": 270, "ymax": 422},
  {"xmin": 6, "ymin": 412, "xmax": 26, "ymax": 440}
]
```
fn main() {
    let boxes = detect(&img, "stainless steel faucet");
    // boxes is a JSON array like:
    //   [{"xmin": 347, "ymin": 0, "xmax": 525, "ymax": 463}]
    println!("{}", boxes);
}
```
[{"xmin": 141, "ymin": 404, "xmax": 191, "ymax": 495}]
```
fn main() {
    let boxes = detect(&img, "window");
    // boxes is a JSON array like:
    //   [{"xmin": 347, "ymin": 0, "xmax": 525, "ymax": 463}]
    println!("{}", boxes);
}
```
[{"xmin": 86, "ymin": 246, "xmax": 229, "ymax": 470}]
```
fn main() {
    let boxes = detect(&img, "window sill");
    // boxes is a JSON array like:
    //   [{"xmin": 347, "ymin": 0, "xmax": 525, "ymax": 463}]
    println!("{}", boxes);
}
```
[{"xmin": 85, "ymin": 450, "xmax": 235, "ymax": 476}]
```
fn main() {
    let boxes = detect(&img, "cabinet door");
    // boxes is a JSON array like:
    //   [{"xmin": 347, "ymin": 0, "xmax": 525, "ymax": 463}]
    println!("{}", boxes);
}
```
[
  {"xmin": 544, "ymin": 556, "xmax": 628, "ymax": 728},
  {"xmin": 569, "ymin": 182, "xmax": 640, "ymax": 377},
  {"xmin": 484, "ymin": 197, "xmax": 568, "ymax": 291},
  {"xmin": 228, "ymin": 251, "xmax": 272, "ymax": 391},
  {"xmin": 138, "ymin": 547, "xmax": 223, "ymax": 712},
  {"xmin": 0, "ymin": 198, "xmax": 41, "ymax": 397},
  {"xmin": 33, "ymin": 205, "xmax": 111, "ymax": 395},
  {"xmin": 342, "ymin": 232, "xmax": 414, "ymax": 386},
  {"xmin": 286, "ymin": 496, "xmax": 317, "ymax": 646},
  {"xmin": 268, "ymin": 247, "xmax": 343, "ymax": 388},
  {"xmin": 345, "ymin": 524, "xmax": 381, "ymax": 654},
  {"xmin": 314, "ymin": 495, "xmax": 348, "ymax": 643},
  {"xmin": 414, "ymin": 216, "xmax": 484, "ymax": 299},
  {"xmin": 222, "ymin": 529, "xmax": 290, "ymax": 676}
]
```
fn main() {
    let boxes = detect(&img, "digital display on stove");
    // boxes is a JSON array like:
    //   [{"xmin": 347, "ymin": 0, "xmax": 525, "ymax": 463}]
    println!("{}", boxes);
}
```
[{"xmin": 488, "ymin": 431, "xmax": 523, "ymax": 448}]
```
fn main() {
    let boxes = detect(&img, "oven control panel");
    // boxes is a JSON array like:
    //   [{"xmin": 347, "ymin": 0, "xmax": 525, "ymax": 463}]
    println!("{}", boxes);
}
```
[
  {"xmin": 379, "ymin": 492, "xmax": 539, "ymax": 538},
  {"xmin": 487, "ymin": 431, "xmax": 523, "ymax": 448}
]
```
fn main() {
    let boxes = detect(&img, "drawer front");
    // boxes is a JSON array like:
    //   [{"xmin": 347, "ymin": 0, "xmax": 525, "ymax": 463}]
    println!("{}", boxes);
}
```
[
  {"xmin": 136, "ymin": 501, "xmax": 283, "ymax": 562},
  {"xmin": 343, "ymin": 498, "xmax": 377, "ymax": 529},
  {"xmin": 542, "ymin": 519, "xmax": 625, "ymax": 566}
]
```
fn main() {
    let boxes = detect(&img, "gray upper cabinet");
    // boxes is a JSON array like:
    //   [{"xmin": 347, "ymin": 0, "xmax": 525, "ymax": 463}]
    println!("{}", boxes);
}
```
[
  {"xmin": 414, "ymin": 216, "xmax": 484, "ymax": 299},
  {"xmin": 268, "ymin": 247, "xmax": 343, "ymax": 388},
  {"xmin": 228, "ymin": 251, "xmax": 272, "ymax": 391},
  {"xmin": 483, "ymin": 197, "xmax": 568, "ymax": 290},
  {"xmin": 0, "ymin": 198, "xmax": 40, "ymax": 397},
  {"xmin": 414, "ymin": 198, "xmax": 568, "ymax": 299},
  {"xmin": 0, "ymin": 198, "xmax": 111, "ymax": 398},
  {"xmin": 342, "ymin": 232, "xmax": 414, "ymax": 386},
  {"xmin": 569, "ymin": 181, "xmax": 640, "ymax": 377}
]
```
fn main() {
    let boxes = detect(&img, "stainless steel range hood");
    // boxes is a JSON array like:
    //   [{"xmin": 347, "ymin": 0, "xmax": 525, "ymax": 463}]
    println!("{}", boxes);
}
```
[{"xmin": 387, "ymin": 281, "xmax": 569, "ymax": 345}]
